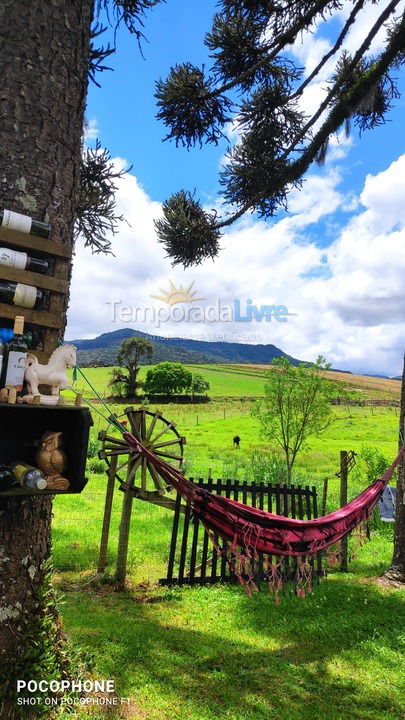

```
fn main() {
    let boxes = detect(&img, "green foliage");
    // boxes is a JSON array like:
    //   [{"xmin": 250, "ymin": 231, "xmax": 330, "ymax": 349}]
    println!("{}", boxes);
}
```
[
  {"xmin": 154, "ymin": 1, "xmax": 405, "ymax": 264},
  {"xmin": 360, "ymin": 445, "xmax": 390, "ymax": 482},
  {"xmin": 110, "ymin": 337, "xmax": 153, "ymax": 398},
  {"xmin": 190, "ymin": 372, "xmax": 210, "ymax": 395},
  {"xmin": 144, "ymin": 361, "xmax": 193, "ymax": 396},
  {"xmin": 154, "ymin": 190, "xmax": 221, "ymax": 267},
  {"xmin": 155, "ymin": 64, "xmax": 232, "ymax": 147},
  {"xmin": 252, "ymin": 356, "xmax": 348, "ymax": 483},
  {"xmin": 86, "ymin": 436, "xmax": 100, "ymax": 459},
  {"xmin": 75, "ymin": 140, "xmax": 128, "ymax": 254},
  {"xmin": 88, "ymin": 457, "xmax": 105, "ymax": 474}
]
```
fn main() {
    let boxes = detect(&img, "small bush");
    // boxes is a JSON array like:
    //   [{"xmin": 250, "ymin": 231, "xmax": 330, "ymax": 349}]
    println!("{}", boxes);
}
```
[
  {"xmin": 87, "ymin": 437, "xmax": 99, "ymax": 459},
  {"xmin": 88, "ymin": 458, "xmax": 105, "ymax": 474}
]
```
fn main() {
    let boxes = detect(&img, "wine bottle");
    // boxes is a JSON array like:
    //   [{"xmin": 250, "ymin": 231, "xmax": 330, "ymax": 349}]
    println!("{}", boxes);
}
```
[
  {"xmin": 0, "ymin": 280, "xmax": 44, "ymax": 310},
  {"xmin": 9, "ymin": 462, "xmax": 47, "ymax": 490},
  {"xmin": 0, "ymin": 247, "xmax": 49, "ymax": 273},
  {"xmin": 0, "ymin": 209, "xmax": 50, "ymax": 239},
  {"xmin": 0, "ymin": 465, "xmax": 16, "ymax": 490},
  {"xmin": 0, "ymin": 336, "xmax": 3, "ymax": 377},
  {"xmin": 0, "ymin": 316, "xmax": 27, "ymax": 391}
]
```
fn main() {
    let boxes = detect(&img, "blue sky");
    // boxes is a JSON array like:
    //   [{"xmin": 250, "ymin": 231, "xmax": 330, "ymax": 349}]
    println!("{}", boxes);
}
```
[{"xmin": 67, "ymin": 1, "xmax": 405, "ymax": 376}]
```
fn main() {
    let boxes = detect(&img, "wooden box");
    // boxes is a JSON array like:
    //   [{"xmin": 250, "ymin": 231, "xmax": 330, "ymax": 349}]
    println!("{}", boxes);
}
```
[{"xmin": 0, "ymin": 404, "xmax": 93, "ymax": 496}]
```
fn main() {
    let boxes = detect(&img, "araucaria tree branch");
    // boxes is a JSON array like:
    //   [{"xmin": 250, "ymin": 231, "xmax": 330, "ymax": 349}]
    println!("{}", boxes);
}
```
[{"xmin": 154, "ymin": 0, "xmax": 405, "ymax": 266}]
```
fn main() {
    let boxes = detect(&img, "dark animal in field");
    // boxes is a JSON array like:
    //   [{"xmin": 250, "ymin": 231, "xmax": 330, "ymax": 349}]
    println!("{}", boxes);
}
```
[{"xmin": 233, "ymin": 435, "xmax": 240, "ymax": 448}]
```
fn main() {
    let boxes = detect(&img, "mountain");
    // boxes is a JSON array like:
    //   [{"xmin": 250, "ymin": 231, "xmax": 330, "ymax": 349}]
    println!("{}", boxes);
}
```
[{"xmin": 67, "ymin": 328, "xmax": 304, "ymax": 367}]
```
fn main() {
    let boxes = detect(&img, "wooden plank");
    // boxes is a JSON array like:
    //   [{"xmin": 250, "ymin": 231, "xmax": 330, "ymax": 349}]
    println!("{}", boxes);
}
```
[
  {"xmin": 178, "ymin": 501, "xmax": 191, "ymax": 584},
  {"xmin": 199, "ymin": 476, "xmax": 211, "ymax": 583},
  {"xmin": 188, "ymin": 479, "xmax": 201, "ymax": 585},
  {"xmin": 257, "ymin": 481, "xmax": 265, "ymax": 582},
  {"xmin": 339, "ymin": 451, "xmax": 348, "ymax": 571},
  {"xmin": 0, "ymin": 264, "xmax": 69, "ymax": 293},
  {"xmin": 297, "ymin": 487, "xmax": 304, "ymax": 520},
  {"xmin": 210, "ymin": 479, "xmax": 220, "ymax": 581},
  {"xmin": 98, "ymin": 456, "xmax": 118, "ymax": 573},
  {"xmin": 0, "ymin": 302, "xmax": 61, "ymax": 328},
  {"xmin": 0, "ymin": 226, "xmax": 72, "ymax": 258},
  {"xmin": 220, "ymin": 479, "xmax": 231, "ymax": 579},
  {"xmin": 275, "ymin": 484, "xmax": 281, "ymax": 516},
  {"xmin": 166, "ymin": 491, "xmax": 182, "ymax": 583},
  {"xmin": 305, "ymin": 485, "xmax": 312, "ymax": 520},
  {"xmin": 290, "ymin": 485, "xmax": 297, "ymax": 519}
]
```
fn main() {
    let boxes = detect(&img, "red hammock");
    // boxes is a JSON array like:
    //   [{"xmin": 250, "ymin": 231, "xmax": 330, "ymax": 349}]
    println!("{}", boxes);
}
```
[{"xmin": 124, "ymin": 432, "xmax": 404, "ymax": 595}]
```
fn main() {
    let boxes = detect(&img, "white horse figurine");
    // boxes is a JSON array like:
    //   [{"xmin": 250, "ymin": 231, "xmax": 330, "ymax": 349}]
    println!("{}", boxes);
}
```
[{"xmin": 24, "ymin": 345, "xmax": 77, "ymax": 396}]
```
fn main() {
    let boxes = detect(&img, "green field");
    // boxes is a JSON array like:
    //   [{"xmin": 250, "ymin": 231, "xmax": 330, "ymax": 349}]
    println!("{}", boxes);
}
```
[
  {"xmin": 70, "ymin": 363, "xmax": 401, "ymax": 400},
  {"xmin": 49, "ymin": 366, "xmax": 404, "ymax": 720},
  {"xmin": 70, "ymin": 364, "xmax": 268, "ymax": 398}
]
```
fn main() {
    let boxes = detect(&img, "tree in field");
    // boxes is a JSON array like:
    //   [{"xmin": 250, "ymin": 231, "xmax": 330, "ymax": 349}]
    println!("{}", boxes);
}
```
[
  {"xmin": 0, "ymin": 0, "xmax": 163, "ymax": 710},
  {"xmin": 155, "ymin": 0, "xmax": 405, "ymax": 267},
  {"xmin": 252, "ymin": 357, "xmax": 346, "ymax": 485},
  {"xmin": 189, "ymin": 373, "xmax": 210, "ymax": 398},
  {"xmin": 109, "ymin": 337, "xmax": 153, "ymax": 398},
  {"xmin": 144, "ymin": 362, "xmax": 193, "ymax": 397}
]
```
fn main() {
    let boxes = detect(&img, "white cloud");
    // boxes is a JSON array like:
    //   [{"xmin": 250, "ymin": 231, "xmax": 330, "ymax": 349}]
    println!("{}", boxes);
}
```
[
  {"xmin": 67, "ymin": 153, "xmax": 405, "ymax": 377},
  {"xmin": 83, "ymin": 118, "xmax": 99, "ymax": 142}
]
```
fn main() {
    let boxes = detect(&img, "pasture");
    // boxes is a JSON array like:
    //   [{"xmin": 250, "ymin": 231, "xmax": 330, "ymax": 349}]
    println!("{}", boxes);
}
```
[{"xmin": 52, "ymin": 365, "xmax": 404, "ymax": 720}]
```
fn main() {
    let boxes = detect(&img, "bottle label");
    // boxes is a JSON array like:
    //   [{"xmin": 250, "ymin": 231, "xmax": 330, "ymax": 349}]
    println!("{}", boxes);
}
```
[
  {"xmin": 2, "ymin": 210, "xmax": 32, "ymax": 234},
  {"xmin": 10, "ymin": 463, "xmax": 28, "ymax": 485},
  {"xmin": 0, "ymin": 247, "xmax": 27, "ymax": 270},
  {"xmin": 5, "ymin": 350, "xmax": 27, "ymax": 389},
  {"xmin": 13, "ymin": 283, "xmax": 37, "ymax": 309}
]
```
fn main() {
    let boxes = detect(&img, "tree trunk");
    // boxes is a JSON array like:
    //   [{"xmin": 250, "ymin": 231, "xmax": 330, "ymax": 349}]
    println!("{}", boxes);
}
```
[
  {"xmin": 0, "ymin": 0, "xmax": 93, "ymax": 711},
  {"xmin": 389, "ymin": 353, "xmax": 405, "ymax": 580}
]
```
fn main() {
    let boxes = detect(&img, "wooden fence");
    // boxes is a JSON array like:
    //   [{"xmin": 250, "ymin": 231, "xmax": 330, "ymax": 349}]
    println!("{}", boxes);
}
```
[{"xmin": 160, "ymin": 478, "xmax": 322, "ymax": 587}]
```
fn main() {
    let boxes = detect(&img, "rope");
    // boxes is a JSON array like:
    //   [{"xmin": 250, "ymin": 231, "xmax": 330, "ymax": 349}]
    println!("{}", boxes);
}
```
[{"xmin": 71, "ymin": 365, "xmax": 124, "ymax": 433}]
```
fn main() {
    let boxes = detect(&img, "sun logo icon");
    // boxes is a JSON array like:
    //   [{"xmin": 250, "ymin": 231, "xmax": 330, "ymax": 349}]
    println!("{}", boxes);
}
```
[{"xmin": 150, "ymin": 280, "xmax": 205, "ymax": 306}]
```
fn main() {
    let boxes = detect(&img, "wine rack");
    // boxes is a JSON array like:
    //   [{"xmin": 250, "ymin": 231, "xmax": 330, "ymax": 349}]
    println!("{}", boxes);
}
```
[{"xmin": 0, "ymin": 224, "xmax": 71, "ymax": 362}]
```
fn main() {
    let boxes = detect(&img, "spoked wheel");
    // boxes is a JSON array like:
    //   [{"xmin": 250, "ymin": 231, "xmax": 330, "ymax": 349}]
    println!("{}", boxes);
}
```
[{"xmin": 98, "ymin": 406, "xmax": 186, "ymax": 500}]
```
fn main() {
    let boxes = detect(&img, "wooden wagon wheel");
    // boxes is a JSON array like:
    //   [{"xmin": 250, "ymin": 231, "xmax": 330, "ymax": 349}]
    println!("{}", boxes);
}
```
[{"xmin": 98, "ymin": 406, "xmax": 186, "ymax": 499}]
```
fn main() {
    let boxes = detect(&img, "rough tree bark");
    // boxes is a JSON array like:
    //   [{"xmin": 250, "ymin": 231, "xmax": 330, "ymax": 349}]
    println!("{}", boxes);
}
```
[
  {"xmin": 390, "ymin": 354, "xmax": 405, "ymax": 581},
  {"xmin": 0, "ymin": 0, "xmax": 93, "ymax": 711}
]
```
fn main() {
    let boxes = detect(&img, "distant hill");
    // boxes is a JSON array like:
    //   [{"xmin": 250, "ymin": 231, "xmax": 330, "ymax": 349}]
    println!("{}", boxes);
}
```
[{"xmin": 67, "ymin": 328, "xmax": 304, "ymax": 367}]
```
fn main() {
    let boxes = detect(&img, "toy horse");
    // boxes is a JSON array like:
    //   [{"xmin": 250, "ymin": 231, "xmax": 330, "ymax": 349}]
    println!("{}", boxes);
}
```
[{"xmin": 24, "ymin": 344, "xmax": 76, "ymax": 396}]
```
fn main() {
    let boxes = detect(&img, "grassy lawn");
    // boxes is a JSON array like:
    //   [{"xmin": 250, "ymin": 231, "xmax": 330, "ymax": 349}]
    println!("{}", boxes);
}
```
[{"xmin": 50, "ymin": 368, "xmax": 404, "ymax": 720}]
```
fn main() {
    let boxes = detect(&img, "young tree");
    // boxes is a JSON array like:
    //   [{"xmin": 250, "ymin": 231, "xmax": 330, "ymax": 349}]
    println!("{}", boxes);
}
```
[
  {"xmin": 189, "ymin": 373, "xmax": 210, "ymax": 398},
  {"xmin": 252, "ymin": 357, "xmax": 345, "ymax": 484},
  {"xmin": 109, "ymin": 337, "xmax": 153, "ymax": 398},
  {"xmin": 155, "ymin": 0, "xmax": 405, "ymax": 267},
  {"xmin": 144, "ymin": 362, "xmax": 193, "ymax": 397},
  {"xmin": 0, "ymin": 0, "xmax": 162, "ymax": 707}
]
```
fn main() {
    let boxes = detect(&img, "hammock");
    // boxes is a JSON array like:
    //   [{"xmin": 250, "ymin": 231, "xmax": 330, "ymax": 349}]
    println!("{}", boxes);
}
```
[{"xmin": 123, "ymin": 431, "xmax": 404, "ymax": 597}]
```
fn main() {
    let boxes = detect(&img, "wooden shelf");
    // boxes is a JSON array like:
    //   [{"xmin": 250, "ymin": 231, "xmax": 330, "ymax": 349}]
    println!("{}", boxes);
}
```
[
  {"xmin": 0, "ymin": 302, "xmax": 61, "ymax": 328},
  {"xmin": 0, "ymin": 264, "xmax": 69, "ymax": 293},
  {"xmin": 0, "ymin": 226, "xmax": 72, "ymax": 258}
]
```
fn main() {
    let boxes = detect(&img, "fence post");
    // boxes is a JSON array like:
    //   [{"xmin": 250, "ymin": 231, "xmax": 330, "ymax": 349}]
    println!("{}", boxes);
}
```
[
  {"xmin": 98, "ymin": 455, "xmax": 118, "ymax": 574},
  {"xmin": 340, "ymin": 450, "xmax": 348, "ymax": 571},
  {"xmin": 321, "ymin": 477, "xmax": 328, "ymax": 516}
]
